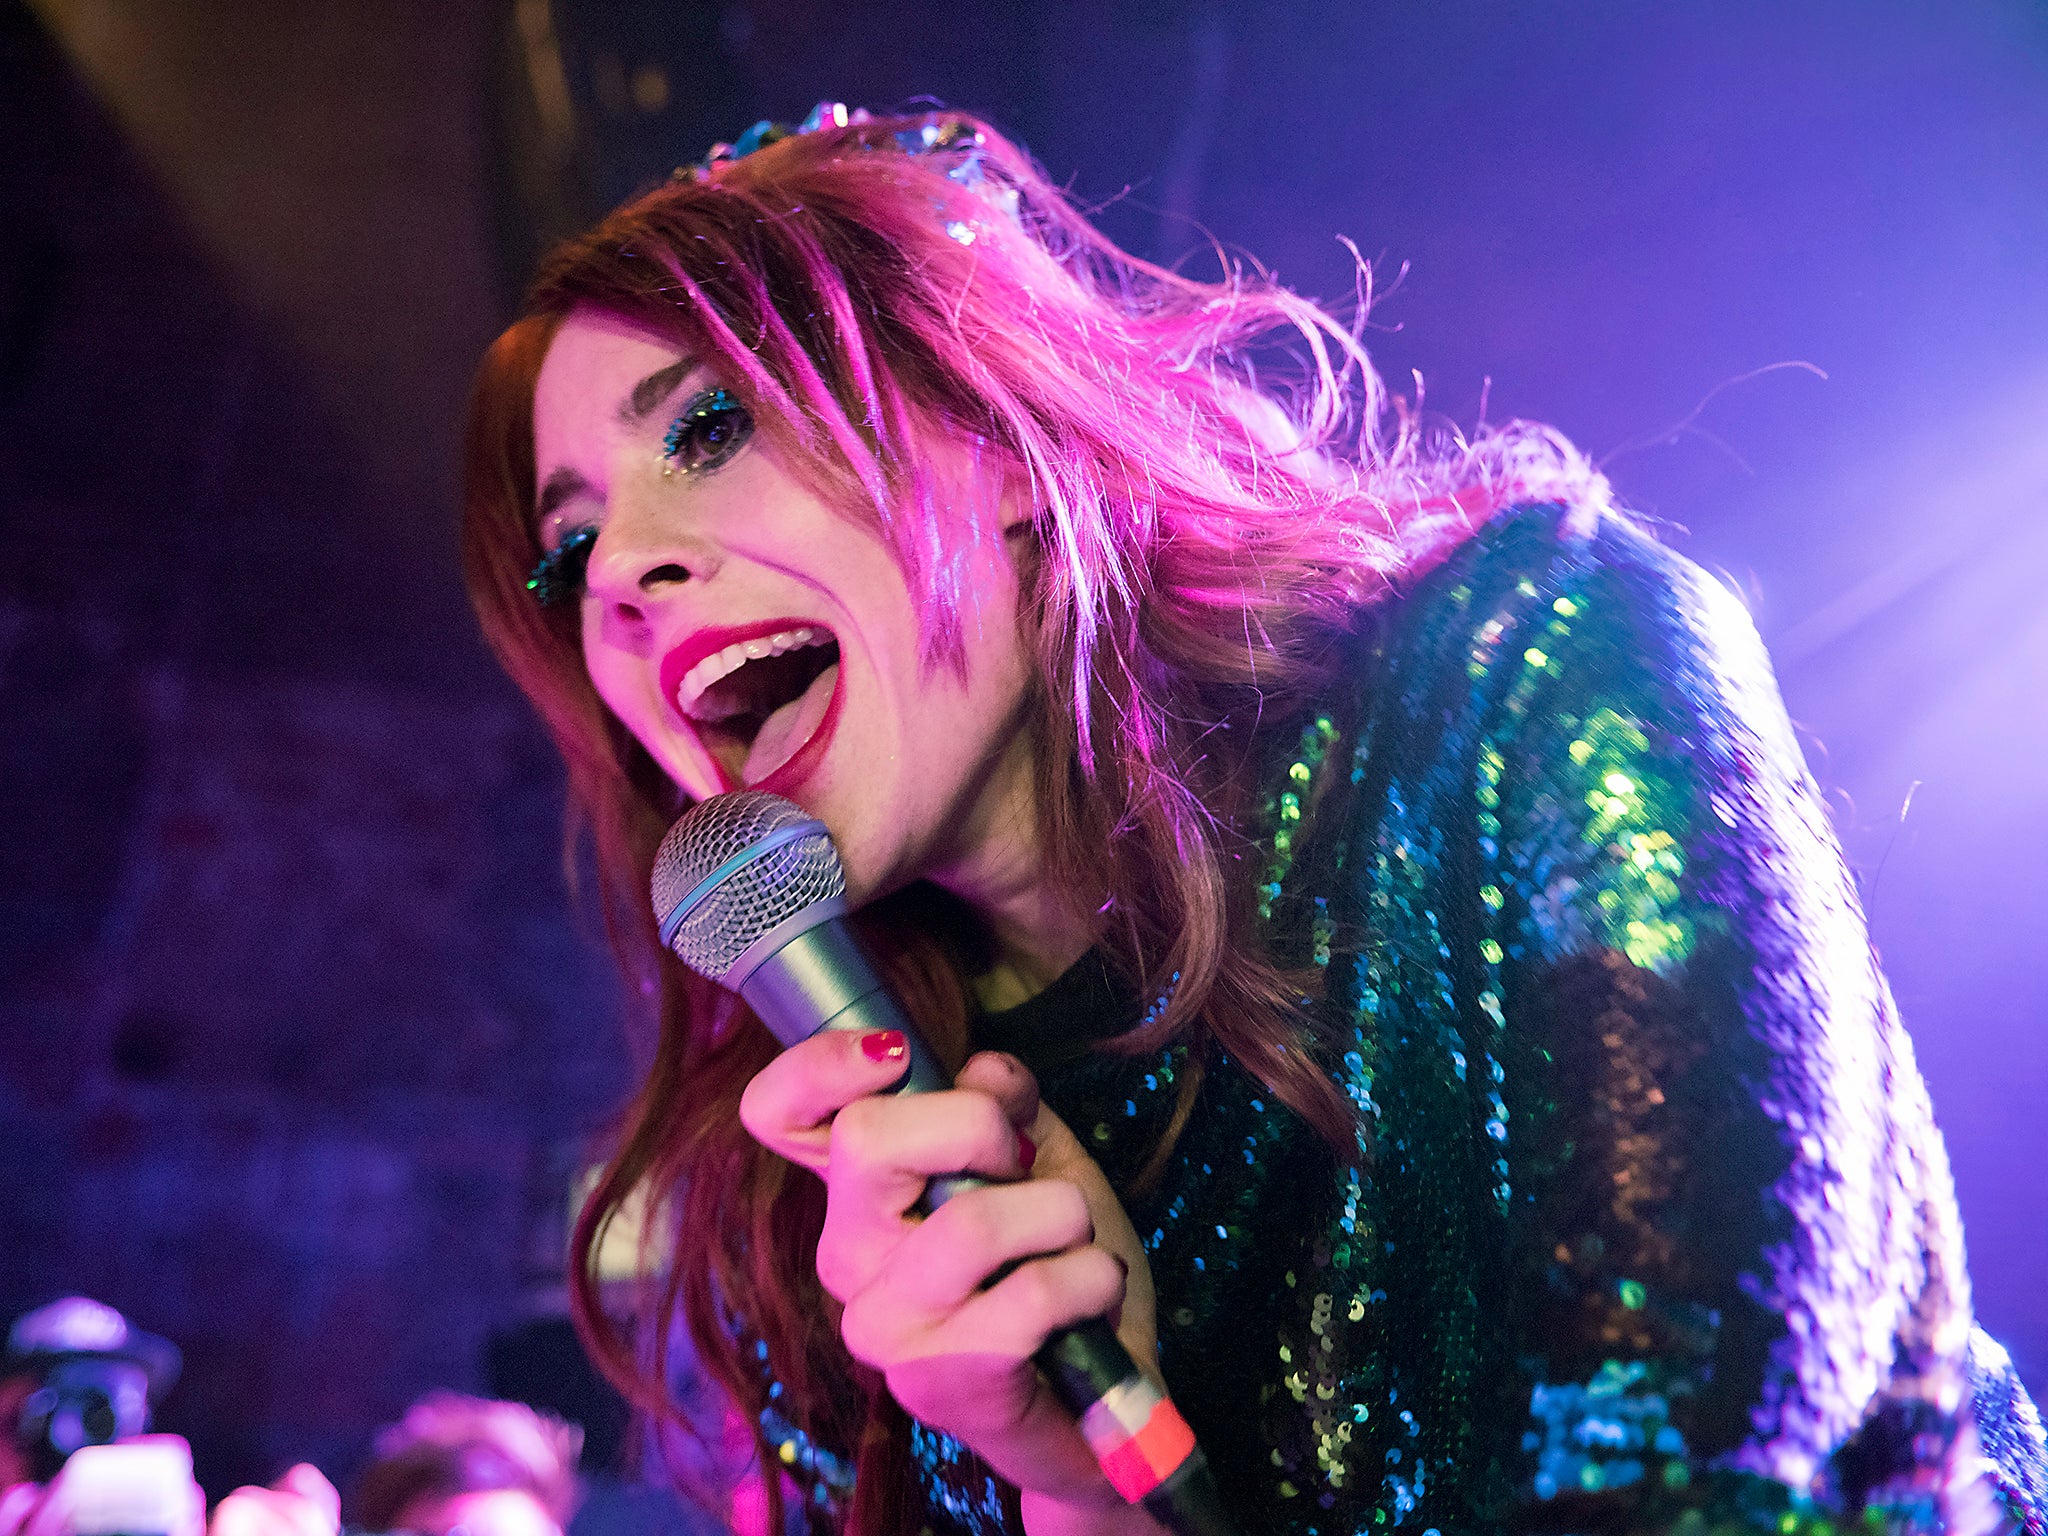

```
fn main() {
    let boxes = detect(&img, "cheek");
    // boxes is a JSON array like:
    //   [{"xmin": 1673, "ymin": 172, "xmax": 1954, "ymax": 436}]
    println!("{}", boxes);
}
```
[
  {"xmin": 960, "ymin": 556, "xmax": 1035, "ymax": 702},
  {"xmin": 581, "ymin": 631, "xmax": 668, "ymax": 770},
  {"xmin": 580, "ymin": 623, "xmax": 641, "ymax": 730},
  {"xmin": 581, "ymin": 625, "xmax": 727, "ymax": 801},
  {"xmin": 914, "ymin": 585, "xmax": 1035, "ymax": 764}
]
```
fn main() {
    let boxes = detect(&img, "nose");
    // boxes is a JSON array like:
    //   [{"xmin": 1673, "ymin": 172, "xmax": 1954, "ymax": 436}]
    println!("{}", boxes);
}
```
[{"xmin": 581, "ymin": 481, "xmax": 719, "ymax": 623}]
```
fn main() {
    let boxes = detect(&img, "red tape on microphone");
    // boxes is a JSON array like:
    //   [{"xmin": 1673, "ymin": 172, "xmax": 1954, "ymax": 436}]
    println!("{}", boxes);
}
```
[{"xmin": 1077, "ymin": 1377, "xmax": 1200, "ymax": 1500}]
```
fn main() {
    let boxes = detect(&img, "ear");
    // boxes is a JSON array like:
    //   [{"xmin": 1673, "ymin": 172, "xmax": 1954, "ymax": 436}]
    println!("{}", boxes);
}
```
[
  {"xmin": 991, "ymin": 451, "xmax": 1046, "ymax": 543},
  {"xmin": 915, "ymin": 425, "xmax": 1037, "ymax": 544},
  {"xmin": 997, "ymin": 480, "xmax": 1038, "ymax": 535},
  {"xmin": 994, "ymin": 471, "xmax": 1045, "ymax": 598}
]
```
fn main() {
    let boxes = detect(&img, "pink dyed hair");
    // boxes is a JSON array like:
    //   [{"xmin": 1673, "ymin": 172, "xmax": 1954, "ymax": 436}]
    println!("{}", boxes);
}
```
[{"xmin": 462, "ymin": 108, "xmax": 1604, "ymax": 1532}]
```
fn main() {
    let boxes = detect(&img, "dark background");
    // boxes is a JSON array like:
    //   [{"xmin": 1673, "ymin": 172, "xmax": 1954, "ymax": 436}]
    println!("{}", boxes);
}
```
[{"xmin": 4, "ymin": 0, "xmax": 2044, "ymax": 1508}]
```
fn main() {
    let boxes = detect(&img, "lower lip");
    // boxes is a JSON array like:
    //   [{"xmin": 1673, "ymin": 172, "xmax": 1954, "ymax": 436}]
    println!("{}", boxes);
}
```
[{"xmin": 745, "ymin": 665, "xmax": 843, "ymax": 798}]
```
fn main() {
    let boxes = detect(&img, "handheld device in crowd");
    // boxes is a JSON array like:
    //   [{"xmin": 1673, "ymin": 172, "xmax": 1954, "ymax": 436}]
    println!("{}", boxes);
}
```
[
  {"xmin": 50, "ymin": 1440, "xmax": 202, "ymax": 1536},
  {"xmin": 6, "ymin": 1297, "xmax": 183, "ymax": 1484},
  {"xmin": 652, "ymin": 791, "xmax": 1238, "ymax": 1536}
]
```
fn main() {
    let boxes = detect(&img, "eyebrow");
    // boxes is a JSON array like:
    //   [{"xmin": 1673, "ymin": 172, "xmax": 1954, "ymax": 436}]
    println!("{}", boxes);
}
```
[
  {"xmin": 535, "ymin": 465, "xmax": 591, "ymax": 524},
  {"xmin": 617, "ymin": 356, "xmax": 697, "ymax": 426}
]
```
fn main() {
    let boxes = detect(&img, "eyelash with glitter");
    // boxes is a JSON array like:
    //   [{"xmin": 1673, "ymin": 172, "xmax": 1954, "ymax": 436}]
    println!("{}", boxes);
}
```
[
  {"xmin": 662, "ymin": 387, "xmax": 754, "ymax": 475},
  {"xmin": 525, "ymin": 523, "xmax": 597, "ymax": 608}
]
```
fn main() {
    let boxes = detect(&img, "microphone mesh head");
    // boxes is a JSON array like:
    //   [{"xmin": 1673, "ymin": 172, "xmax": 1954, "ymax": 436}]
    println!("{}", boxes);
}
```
[{"xmin": 650, "ymin": 791, "xmax": 844, "ymax": 982}]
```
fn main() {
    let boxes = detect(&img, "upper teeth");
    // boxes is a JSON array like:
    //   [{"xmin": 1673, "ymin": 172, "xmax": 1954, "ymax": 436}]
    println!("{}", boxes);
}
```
[{"xmin": 675, "ymin": 626, "xmax": 829, "ymax": 718}]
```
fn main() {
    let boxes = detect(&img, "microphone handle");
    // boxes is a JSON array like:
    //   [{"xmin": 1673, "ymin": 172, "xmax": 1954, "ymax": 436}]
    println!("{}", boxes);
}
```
[{"xmin": 738, "ymin": 918, "xmax": 1236, "ymax": 1536}]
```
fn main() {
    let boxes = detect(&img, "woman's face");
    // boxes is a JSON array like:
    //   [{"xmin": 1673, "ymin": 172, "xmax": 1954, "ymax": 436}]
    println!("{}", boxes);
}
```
[{"xmin": 529, "ymin": 308, "xmax": 1040, "ymax": 907}]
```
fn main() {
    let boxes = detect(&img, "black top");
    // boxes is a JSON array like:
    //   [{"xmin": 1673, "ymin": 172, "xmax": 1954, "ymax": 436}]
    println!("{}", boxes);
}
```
[{"xmin": 973, "ymin": 950, "xmax": 1133, "ymax": 1069}]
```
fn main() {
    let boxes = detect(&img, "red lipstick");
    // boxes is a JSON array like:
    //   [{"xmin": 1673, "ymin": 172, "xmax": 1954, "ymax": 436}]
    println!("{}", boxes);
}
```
[{"xmin": 657, "ymin": 618, "xmax": 843, "ymax": 797}]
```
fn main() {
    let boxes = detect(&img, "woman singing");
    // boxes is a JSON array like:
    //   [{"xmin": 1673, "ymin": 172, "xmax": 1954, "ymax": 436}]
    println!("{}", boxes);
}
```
[{"xmin": 461, "ymin": 106, "xmax": 2046, "ymax": 1536}]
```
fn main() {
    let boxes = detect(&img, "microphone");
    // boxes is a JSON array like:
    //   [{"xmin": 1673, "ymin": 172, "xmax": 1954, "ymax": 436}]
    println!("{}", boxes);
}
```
[{"xmin": 652, "ymin": 791, "xmax": 1236, "ymax": 1536}]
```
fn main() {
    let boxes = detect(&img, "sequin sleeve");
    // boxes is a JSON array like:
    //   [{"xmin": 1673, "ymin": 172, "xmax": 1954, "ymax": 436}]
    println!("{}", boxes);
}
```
[
  {"xmin": 1336, "ymin": 502, "xmax": 2014, "ymax": 1531},
  {"xmin": 897, "ymin": 502, "xmax": 2041, "ymax": 1536}
]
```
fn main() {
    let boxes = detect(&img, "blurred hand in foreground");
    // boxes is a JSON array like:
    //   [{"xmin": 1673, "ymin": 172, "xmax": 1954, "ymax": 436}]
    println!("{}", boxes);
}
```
[
  {"xmin": 208, "ymin": 1464, "xmax": 338, "ymax": 1536},
  {"xmin": 0, "ymin": 1437, "xmax": 207, "ymax": 1536}
]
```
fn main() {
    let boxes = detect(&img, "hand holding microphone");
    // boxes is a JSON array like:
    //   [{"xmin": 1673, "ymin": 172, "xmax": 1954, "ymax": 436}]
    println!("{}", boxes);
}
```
[
  {"xmin": 744, "ymin": 1035, "xmax": 1160, "ymax": 1532},
  {"xmin": 651, "ymin": 794, "xmax": 1234, "ymax": 1536}
]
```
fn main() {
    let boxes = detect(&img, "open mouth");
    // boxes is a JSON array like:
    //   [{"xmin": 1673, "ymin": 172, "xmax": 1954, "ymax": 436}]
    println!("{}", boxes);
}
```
[{"xmin": 668, "ymin": 623, "xmax": 842, "ymax": 790}]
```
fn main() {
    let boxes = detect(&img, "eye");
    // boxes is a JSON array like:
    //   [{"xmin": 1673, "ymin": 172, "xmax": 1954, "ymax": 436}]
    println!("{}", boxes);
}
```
[
  {"xmin": 661, "ymin": 387, "xmax": 754, "ymax": 475},
  {"xmin": 525, "ymin": 523, "xmax": 597, "ymax": 607}
]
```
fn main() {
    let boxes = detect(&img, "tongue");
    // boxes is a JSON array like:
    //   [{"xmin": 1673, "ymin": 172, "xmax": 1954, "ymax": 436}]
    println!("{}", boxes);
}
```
[{"xmin": 741, "ymin": 662, "xmax": 839, "ymax": 786}]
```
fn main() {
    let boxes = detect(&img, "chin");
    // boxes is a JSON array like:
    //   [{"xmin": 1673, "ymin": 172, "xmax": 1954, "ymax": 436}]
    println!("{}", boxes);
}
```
[{"xmin": 810, "ymin": 805, "xmax": 906, "ymax": 910}]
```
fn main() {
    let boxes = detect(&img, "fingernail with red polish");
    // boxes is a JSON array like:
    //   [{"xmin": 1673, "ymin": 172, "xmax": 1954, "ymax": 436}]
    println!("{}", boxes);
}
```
[
  {"xmin": 1017, "ymin": 1133, "xmax": 1037, "ymax": 1171},
  {"xmin": 860, "ymin": 1030, "xmax": 907, "ymax": 1063}
]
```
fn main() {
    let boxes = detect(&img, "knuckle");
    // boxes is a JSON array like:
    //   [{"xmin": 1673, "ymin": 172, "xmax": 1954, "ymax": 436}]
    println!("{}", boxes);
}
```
[
  {"xmin": 736, "ymin": 1063, "xmax": 795, "ymax": 1142},
  {"xmin": 736, "ymin": 1069, "xmax": 770, "ymax": 1125},
  {"xmin": 964, "ymin": 1091, "xmax": 1013, "ymax": 1150},
  {"xmin": 1044, "ymin": 1179, "xmax": 1094, "ymax": 1245},
  {"xmin": 838, "ymin": 1297, "xmax": 888, "ymax": 1369},
  {"xmin": 1010, "ymin": 1259, "xmax": 1068, "ymax": 1322},
  {"xmin": 930, "ymin": 1188, "xmax": 1004, "ymax": 1258},
  {"xmin": 828, "ymin": 1096, "xmax": 888, "ymax": 1162},
  {"xmin": 738, "ymin": 1037, "xmax": 844, "ymax": 1134},
  {"xmin": 1079, "ymin": 1246, "xmax": 1126, "ymax": 1308},
  {"xmin": 813, "ymin": 1222, "xmax": 862, "ymax": 1302}
]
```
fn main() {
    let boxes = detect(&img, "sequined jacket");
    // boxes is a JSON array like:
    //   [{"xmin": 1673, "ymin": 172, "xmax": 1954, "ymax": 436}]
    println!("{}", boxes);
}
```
[{"xmin": 764, "ymin": 502, "xmax": 2047, "ymax": 1535}]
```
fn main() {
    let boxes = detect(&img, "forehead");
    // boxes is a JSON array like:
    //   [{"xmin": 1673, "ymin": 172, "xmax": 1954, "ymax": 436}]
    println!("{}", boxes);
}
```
[{"xmin": 531, "ymin": 308, "xmax": 685, "ymax": 459}]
